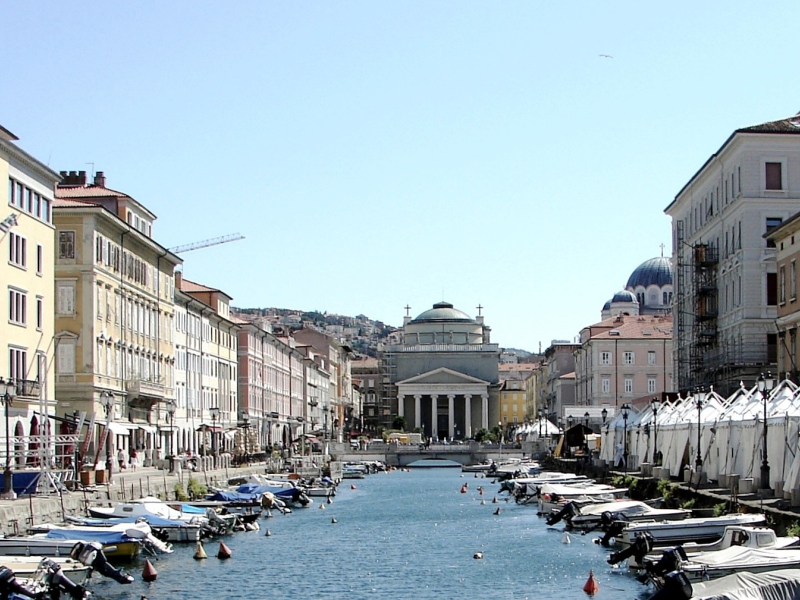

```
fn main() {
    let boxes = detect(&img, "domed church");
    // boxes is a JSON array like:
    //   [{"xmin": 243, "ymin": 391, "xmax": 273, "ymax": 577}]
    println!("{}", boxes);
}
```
[
  {"xmin": 601, "ymin": 255, "xmax": 673, "ymax": 319},
  {"xmin": 386, "ymin": 302, "xmax": 500, "ymax": 440}
]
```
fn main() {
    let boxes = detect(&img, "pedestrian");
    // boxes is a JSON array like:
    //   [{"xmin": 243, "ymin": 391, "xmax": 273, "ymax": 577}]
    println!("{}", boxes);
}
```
[
  {"xmin": 118, "ymin": 448, "xmax": 126, "ymax": 470},
  {"xmin": 130, "ymin": 448, "xmax": 139, "ymax": 472}
]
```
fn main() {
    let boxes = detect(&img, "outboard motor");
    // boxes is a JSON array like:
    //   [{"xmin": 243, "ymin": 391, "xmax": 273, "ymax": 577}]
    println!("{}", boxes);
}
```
[
  {"xmin": 646, "ymin": 570, "xmax": 693, "ymax": 600},
  {"xmin": 0, "ymin": 565, "xmax": 36, "ymax": 599},
  {"xmin": 70, "ymin": 541, "xmax": 134, "ymax": 584},
  {"xmin": 644, "ymin": 546, "xmax": 689, "ymax": 579},
  {"xmin": 546, "ymin": 501, "xmax": 579, "ymax": 527},
  {"xmin": 597, "ymin": 519, "xmax": 627, "ymax": 547},
  {"xmin": 608, "ymin": 532, "xmax": 653, "ymax": 565},
  {"xmin": 40, "ymin": 559, "xmax": 89, "ymax": 599}
]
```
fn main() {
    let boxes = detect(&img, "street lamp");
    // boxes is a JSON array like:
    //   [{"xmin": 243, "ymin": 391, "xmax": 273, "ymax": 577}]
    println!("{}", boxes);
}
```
[
  {"xmin": 166, "ymin": 401, "xmax": 176, "ymax": 458},
  {"xmin": 650, "ymin": 398, "xmax": 660, "ymax": 466},
  {"xmin": 584, "ymin": 411, "xmax": 590, "ymax": 430},
  {"xmin": 100, "ymin": 391, "xmax": 114, "ymax": 481},
  {"xmin": 0, "ymin": 379, "xmax": 17, "ymax": 498},
  {"xmin": 242, "ymin": 413, "xmax": 250, "ymax": 459},
  {"xmin": 209, "ymin": 406, "xmax": 220, "ymax": 457},
  {"xmin": 601, "ymin": 407, "xmax": 608, "ymax": 425},
  {"xmin": 758, "ymin": 372, "xmax": 775, "ymax": 491},
  {"xmin": 538, "ymin": 408, "xmax": 543, "ymax": 437},
  {"xmin": 621, "ymin": 403, "xmax": 631, "ymax": 474},
  {"xmin": 694, "ymin": 387, "xmax": 705, "ymax": 472}
]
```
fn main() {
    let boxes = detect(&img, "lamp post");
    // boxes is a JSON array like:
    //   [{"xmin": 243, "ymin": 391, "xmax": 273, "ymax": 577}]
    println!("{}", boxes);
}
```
[
  {"xmin": 621, "ymin": 403, "xmax": 631, "ymax": 474},
  {"xmin": 242, "ymin": 413, "xmax": 250, "ymax": 459},
  {"xmin": 601, "ymin": 407, "xmax": 608, "ymax": 426},
  {"xmin": 210, "ymin": 407, "xmax": 220, "ymax": 457},
  {"xmin": 694, "ymin": 387, "xmax": 705, "ymax": 472},
  {"xmin": 0, "ymin": 379, "xmax": 17, "ymax": 498},
  {"xmin": 584, "ymin": 411, "xmax": 590, "ymax": 430},
  {"xmin": 758, "ymin": 372, "xmax": 775, "ymax": 491},
  {"xmin": 166, "ymin": 401, "xmax": 176, "ymax": 458},
  {"xmin": 651, "ymin": 397, "xmax": 660, "ymax": 466},
  {"xmin": 538, "ymin": 408, "xmax": 543, "ymax": 437},
  {"xmin": 100, "ymin": 391, "xmax": 114, "ymax": 481}
]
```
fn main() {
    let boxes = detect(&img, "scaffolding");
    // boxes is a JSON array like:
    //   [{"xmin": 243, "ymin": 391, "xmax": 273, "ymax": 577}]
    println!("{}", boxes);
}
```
[{"xmin": 379, "ymin": 349, "xmax": 398, "ymax": 429}]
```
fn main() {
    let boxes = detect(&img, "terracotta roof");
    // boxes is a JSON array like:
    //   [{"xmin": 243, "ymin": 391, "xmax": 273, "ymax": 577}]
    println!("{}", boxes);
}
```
[
  {"xmin": 179, "ymin": 277, "xmax": 219, "ymax": 294},
  {"xmin": 56, "ymin": 185, "xmax": 130, "ymax": 199},
  {"xmin": 499, "ymin": 363, "xmax": 539, "ymax": 373},
  {"xmin": 53, "ymin": 198, "xmax": 100, "ymax": 208},
  {"xmin": 560, "ymin": 371, "xmax": 576, "ymax": 379},
  {"xmin": 589, "ymin": 315, "xmax": 673, "ymax": 340},
  {"xmin": 738, "ymin": 114, "xmax": 800, "ymax": 134}
]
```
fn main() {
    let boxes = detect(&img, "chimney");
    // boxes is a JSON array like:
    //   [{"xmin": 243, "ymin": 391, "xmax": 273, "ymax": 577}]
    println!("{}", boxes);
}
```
[
  {"xmin": 77, "ymin": 171, "xmax": 87, "ymax": 185},
  {"xmin": 93, "ymin": 171, "xmax": 106, "ymax": 187}
]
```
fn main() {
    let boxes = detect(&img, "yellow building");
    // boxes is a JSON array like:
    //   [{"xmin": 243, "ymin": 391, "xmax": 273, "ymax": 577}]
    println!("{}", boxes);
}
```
[
  {"xmin": 54, "ymin": 171, "xmax": 181, "ymax": 466},
  {"xmin": 498, "ymin": 363, "xmax": 538, "ymax": 429},
  {"xmin": 0, "ymin": 124, "xmax": 60, "ymax": 490}
]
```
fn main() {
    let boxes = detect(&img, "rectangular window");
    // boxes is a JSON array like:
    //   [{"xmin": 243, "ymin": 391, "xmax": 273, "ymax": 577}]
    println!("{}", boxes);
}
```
[
  {"xmin": 36, "ymin": 244, "xmax": 42, "ymax": 275},
  {"xmin": 601, "ymin": 377, "xmax": 610, "ymax": 394},
  {"xmin": 767, "ymin": 272, "xmax": 778, "ymax": 306},
  {"xmin": 766, "ymin": 218, "xmax": 783, "ymax": 248},
  {"xmin": 36, "ymin": 296, "xmax": 43, "ymax": 330},
  {"xmin": 792, "ymin": 261, "xmax": 797, "ymax": 301},
  {"xmin": 600, "ymin": 351, "xmax": 612, "ymax": 366},
  {"xmin": 57, "ymin": 343, "xmax": 75, "ymax": 374},
  {"xmin": 9, "ymin": 347, "xmax": 27, "ymax": 381},
  {"xmin": 56, "ymin": 283, "xmax": 75, "ymax": 315},
  {"xmin": 42, "ymin": 198, "xmax": 51, "ymax": 223},
  {"xmin": 648, "ymin": 351, "xmax": 656, "ymax": 365},
  {"xmin": 8, "ymin": 232, "xmax": 26, "ymax": 268},
  {"xmin": 9, "ymin": 288, "xmax": 27, "ymax": 325},
  {"xmin": 766, "ymin": 162, "xmax": 783, "ymax": 190},
  {"xmin": 58, "ymin": 231, "xmax": 76, "ymax": 259},
  {"xmin": 624, "ymin": 377, "xmax": 633, "ymax": 394},
  {"xmin": 7, "ymin": 178, "xmax": 14, "ymax": 205},
  {"xmin": 648, "ymin": 377, "xmax": 657, "ymax": 394},
  {"xmin": 780, "ymin": 265, "xmax": 787, "ymax": 304},
  {"xmin": 623, "ymin": 351, "xmax": 634, "ymax": 365}
]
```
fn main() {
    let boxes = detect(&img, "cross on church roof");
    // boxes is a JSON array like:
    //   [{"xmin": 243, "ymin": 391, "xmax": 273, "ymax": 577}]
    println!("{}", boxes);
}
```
[
  {"xmin": 476, "ymin": 304, "xmax": 483, "ymax": 316},
  {"xmin": 404, "ymin": 305, "xmax": 411, "ymax": 317},
  {"xmin": 660, "ymin": 243, "xmax": 665, "ymax": 257}
]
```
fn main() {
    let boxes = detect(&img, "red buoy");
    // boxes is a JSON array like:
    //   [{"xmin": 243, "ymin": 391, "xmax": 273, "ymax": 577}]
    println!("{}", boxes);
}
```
[
  {"xmin": 217, "ymin": 541, "xmax": 232, "ymax": 559},
  {"xmin": 142, "ymin": 559, "xmax": 158, "ymax": 582},
  {"xmin": 583, "ymin": 570, "xmax": 599, "ymax": 595},
  {"xmin": 350, "ymin": 484, "xmax": 357, "ymax": 490},
  {"xmin": 460, "ymin": 485, "xmax": 467, "ymax": 494}
]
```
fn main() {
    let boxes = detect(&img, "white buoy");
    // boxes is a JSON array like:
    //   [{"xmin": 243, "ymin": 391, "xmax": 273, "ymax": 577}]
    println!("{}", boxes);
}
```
[
  {"xmin": 319, "ymin": 504, "xmax": 326, "ymax": 510},
  {"xmin": 473, "ymin": 552, "xmax": 483, "ymax": 559},
  {"xmin": 562, "ymin": 532, "xmax": 571, "ymax": 544},
  {"xmin": 480, "ymin": 499, "xmax": 486, "ymax": 505}
]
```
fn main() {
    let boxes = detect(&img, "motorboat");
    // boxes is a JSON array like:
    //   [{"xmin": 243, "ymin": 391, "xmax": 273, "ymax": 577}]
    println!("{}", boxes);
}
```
[
  {"xmin": 546, "ymin": 499, "xmax": 691, "ymax": 529},
  {"xmin": 504, "ymin": 473, "xmax": 592, "ymax": 502},
  {"xmin": 342, "ymin": 464, "xmax": 367, "ymax": 479},
  {"xmin": 648, "ymin": 568, "xmax": 800, "ymax": 600},
  {"xmin": 612, "ymin": 525, "xmax": 799, "ymax": 569},
  {"xmin": 88, "ymin": 497, "xmax": 237, "ymax": 535},
  {"xmin": 0, "ymin": 556, "xmax": 91, "ymax": 585},
  {"xmin": 65, "ymin": 514, "xmax": 200, "ymax": 544},
  {"xmin": 26, "ymin": 519, "xmax": 166, "ymax": 558},
  {"xmin": 644, "ymin": 546, "xmax": 800, "ymax": 587},
  {"xmin": 538, "ymin": 482, "xmax": 628, "ymax": 514},
  {"xmin": 608, "ymin": 513, "xmax": 767, "ymax": 549}
]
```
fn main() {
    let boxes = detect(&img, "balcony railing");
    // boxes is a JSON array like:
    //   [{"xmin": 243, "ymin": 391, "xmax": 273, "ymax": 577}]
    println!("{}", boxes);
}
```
[
  {"xmin": 126, "ymin": 378, "xmax": 166, "ymax": 399},
  {"xmin": 15, "ymin": 379, "xmax": 42, "ymax": 399}
]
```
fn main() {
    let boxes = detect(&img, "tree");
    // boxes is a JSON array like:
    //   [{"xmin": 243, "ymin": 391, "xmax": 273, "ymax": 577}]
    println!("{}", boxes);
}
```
[{"xmin": 392, "ymin": 416, "xmax": 406, "ymax": 431}]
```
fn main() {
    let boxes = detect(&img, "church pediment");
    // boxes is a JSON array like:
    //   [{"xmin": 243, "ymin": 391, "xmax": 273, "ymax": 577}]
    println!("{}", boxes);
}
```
[{"xmin": 397, "ymin": 367, "xmax": 489, "ymax": 386}]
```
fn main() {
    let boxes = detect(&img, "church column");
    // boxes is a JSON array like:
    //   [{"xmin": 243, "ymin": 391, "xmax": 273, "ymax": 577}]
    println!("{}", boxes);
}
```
[
  {"xmin": 481, "ymin": 393, "xmax": 489, "ymax": 430},
  {"xmin": 465, "ymin": 394, "xmax": 473, "ymax": 438},
  {"xmin": 431, "ymin": 395, "xmax": 438, "ymax": 440},
  {"xmin": 398, "ymin": 393, "xmax": 404, "ymax": 418},
  {"xmin": 414, "ymin": 394, "xmax": 422, "ymax": 430},
  {"xmin": 448, "ymin": 394, "xmax": 455, "ymax": 440}
]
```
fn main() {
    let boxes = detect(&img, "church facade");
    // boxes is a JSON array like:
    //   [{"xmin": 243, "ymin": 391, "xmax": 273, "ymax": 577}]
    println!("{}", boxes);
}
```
[{"xmin": 382, "ymin": 302, "xmax": 500, "ymax": 440}]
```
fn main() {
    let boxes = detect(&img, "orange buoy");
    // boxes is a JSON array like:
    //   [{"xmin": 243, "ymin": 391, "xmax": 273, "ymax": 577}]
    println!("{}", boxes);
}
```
[
  {"xmin": 583, "ymin": 570, "xmax": 599, "ymax": 595},
  {"xmin": 217, "ymin": 541, "xmax": 232, "ymax": 559},
  {"xmin": 142, "ymin": 559, "xmax": 158, "ymax": 582},
  {"xmin": 460, "ymin": 485, "xmax": 467, "ymax": 494}
]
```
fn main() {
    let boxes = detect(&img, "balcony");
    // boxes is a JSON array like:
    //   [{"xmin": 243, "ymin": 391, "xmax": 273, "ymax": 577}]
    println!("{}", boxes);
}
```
[
  {"xmin": 126, "ymin": 378, "xmax": 167, "ymax": 405},
  {"xmin": 15, "ymin": 379, "xmax": 42, "ymax": 399}
]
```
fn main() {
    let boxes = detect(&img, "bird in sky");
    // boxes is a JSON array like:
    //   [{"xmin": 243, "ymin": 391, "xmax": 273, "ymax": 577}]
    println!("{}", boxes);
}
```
[{"xmin": 599, "ymin": 54, "xmax": 614, "ymax": 58}]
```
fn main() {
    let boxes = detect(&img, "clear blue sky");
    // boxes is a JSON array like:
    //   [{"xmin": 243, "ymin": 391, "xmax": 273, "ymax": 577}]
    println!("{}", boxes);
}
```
[{"xmin": 4, "ymin": 2, "xmax": 799, "ymax": 350}]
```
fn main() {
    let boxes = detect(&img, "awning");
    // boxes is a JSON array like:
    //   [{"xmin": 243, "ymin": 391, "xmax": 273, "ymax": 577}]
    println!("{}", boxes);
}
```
[
  {"xmin": 107, "ymin": 422, "xmax": 135, "ymax": 435},
  {"xmin": 137, "ymin": 424, "xmax": 156, "ymax": 434},
  {"xmin": 196, "ymin": 424, "xmax": 223, "ymax": 432}
]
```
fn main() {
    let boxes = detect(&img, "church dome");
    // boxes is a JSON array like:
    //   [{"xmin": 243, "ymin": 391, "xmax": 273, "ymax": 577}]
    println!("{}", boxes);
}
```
[
  {"xmin": 626, "ymin": 257, "xmax": 673, "ymax": 289},
  {"xmin": 611, "ymin": 290, "xmax": 638, "ymax": 304},
  {"xmin": 602, "ymin": 300, "xmax": 612, "ymax": 311},
  {"xmin": 411, "ymin": 302, "xmax": 475, "ymax": 324}
]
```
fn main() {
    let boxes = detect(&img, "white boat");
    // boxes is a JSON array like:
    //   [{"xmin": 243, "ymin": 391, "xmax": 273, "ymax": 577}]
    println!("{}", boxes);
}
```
[
  {"xmin": 661, "ymin": 568, "xmax": 800, "ymax": 600},
  {"xmin": 620, "ymin": 525, "xmax": 799, "ymax": 569},
  {"xmin": 0, "ymin": 556, "xmax": 90, "ymax": 585},
  {"xmin": 549, "ymin": 499, "xmax": 690, "ymax": 529},
  {"xmin": 26, "ymin": 519, "xmax": 166, "ymax": 558},
  {"xmin": 538, "ymin": 482, "xmax": 628, "ymax": 514},
  {"xmin": 612, "ymin": 513, "xmax": 767, "ymax": 549},
  {"xmin": 646, "ymin": 546, "xmax": 800, "ymax": 587}
]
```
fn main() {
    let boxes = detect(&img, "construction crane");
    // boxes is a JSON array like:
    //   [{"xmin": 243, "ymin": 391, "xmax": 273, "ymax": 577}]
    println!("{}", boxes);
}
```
[{"xmin": 169, "ymin": 233, "xmax": 245, "ymax": 254}]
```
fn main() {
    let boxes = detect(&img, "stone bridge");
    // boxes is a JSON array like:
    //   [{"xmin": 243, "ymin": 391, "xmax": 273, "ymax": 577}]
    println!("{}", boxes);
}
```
[{"xmin": 338, "ymin": 443, "xmax": 525, "ymax": 467}]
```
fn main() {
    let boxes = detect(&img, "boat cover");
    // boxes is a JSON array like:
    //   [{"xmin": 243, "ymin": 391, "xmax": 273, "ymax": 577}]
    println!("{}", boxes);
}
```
[
  {"xmin": 688, "ymin": 546, "xmax": 800, "ymax": 568},
  {"xmin": 207, "ymin": 484, "xmax": 297, "ymax": 502},
  {"xmin": 690, "ymin": 568, "xmax": 800, "ymax": 600},
  {"xmin": 72, "ymin": 515, "xmax": 194, "ymax": 528},
  {"xmin": 44, "ymin": 529, "xmax": 132, "ymax": 544}
]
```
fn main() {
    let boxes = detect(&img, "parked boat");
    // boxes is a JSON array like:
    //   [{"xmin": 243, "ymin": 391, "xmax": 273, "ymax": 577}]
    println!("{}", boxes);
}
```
[
  {"xmin": 26, "ymin": 520, "xmax": 163, "ymax": 558},
  {"xmin": 537, "ymin": 482, "xmax": 628, "ymax": 514},
  {"xmin": 547, "ymin": 499, "xmax": 691, "ymax": 529},
  {"xmin": 505, "ymin": 473, "xmax": 592, "ymax": 502},
  {"xmin": 607, "ymin": 512, "xmax": 767, "ymax": 549},
  {"xmin": 65, "ymin": 514, "xmax": 200, "ymax": 544},
  {"xmin": 88, "ymin": 497, "xmax": 237, "ymax": 535},
  {"xmin": 647, "ymin": 568, "xmax": 800, "ymax": 600}
]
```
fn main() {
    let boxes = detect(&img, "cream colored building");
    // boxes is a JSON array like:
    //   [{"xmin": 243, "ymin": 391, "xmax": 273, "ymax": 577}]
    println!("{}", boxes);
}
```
[
  {"xmin": 0, "ymin": 125, "xmax": 60, "ymax": 476},
  {"xmin": 54, "ymin": 171, "xmax": 181, "ymax": 465}
]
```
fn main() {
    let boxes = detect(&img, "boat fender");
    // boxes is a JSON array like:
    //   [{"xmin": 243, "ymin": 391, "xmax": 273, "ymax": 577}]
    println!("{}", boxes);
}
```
[{"xmin": 646, "ymin": 570, "xmax": 692, "ymax": 600}]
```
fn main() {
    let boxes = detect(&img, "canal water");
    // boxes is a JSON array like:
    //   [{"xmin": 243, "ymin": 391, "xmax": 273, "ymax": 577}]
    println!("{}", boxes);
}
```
[{"xmin": 92, "ymin": 468, "xmax": 650, "ymax": 600}]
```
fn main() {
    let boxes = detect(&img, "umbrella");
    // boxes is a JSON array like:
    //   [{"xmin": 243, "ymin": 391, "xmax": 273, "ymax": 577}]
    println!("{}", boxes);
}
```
[{"xmin": 28, "ymin": 415, "xmax": 39, "ymax": 465}]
